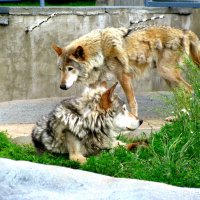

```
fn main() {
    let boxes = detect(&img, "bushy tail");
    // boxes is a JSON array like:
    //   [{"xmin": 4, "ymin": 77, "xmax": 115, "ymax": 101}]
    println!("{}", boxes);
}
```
[
  {"xmin": 190, "ymin": 40, "xmax": 200, "ymax": 68},
  {"xmin": 32, "ymin": 130, "xmax": 46, "ymax": 154}
]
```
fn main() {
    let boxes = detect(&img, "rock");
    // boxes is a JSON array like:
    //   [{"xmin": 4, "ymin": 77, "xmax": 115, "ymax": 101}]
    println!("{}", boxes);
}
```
[
  {"xmin": 0, "ymin": 158, "xmax": 200, "ymax": 200},
  {"xmin": 0, "ymin": 16, "xmax": 9, "ymax": 25},
  {"xmin": 12, "ymin": 135, "xmax": 32, "ymax": 145}
]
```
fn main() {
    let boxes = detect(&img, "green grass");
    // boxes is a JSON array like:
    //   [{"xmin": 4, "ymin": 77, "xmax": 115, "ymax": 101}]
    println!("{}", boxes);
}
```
[
  {"xmin": 0, "ymin": 132, "xmax": 80, "ymax": 168},
  {"xmin": 0, "ymin": 1, "xmax": 96, "ymax": 6},
  {"xmin": 0, "ymin": 57, "xmax": 199, "ymax": 188}
]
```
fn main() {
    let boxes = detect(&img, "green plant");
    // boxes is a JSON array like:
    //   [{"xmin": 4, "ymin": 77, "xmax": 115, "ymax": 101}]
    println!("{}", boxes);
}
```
[
  {"xmin": 0, "ymin": 0, "xmax": 96, "ymax": 6},
  {"xmin": 0, "ymin": 132, "xmax": 80, "ymax": 168}
]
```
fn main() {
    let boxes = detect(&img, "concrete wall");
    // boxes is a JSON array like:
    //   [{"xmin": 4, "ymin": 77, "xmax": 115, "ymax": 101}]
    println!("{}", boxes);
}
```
[{"xmin": 0, "ymin": 7, "xmax": 200, "ymax": 102}]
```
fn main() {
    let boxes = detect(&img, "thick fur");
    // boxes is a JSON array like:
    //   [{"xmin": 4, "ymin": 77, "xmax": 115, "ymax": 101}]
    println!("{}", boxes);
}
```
[
  {"xmin": 53, "ymin": 26, "xmax": 200, "ymax": 116},
  {"xmin": 32, "ymin": 83, "xmax": 142, "ymax": 163}
]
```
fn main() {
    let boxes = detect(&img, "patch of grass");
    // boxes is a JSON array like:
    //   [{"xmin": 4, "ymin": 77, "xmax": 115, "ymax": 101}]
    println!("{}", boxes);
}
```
[
  {"xmin": 0, "ymin": 57, "xmax": 199, "ymax": 187},
  {"xmin": 0, "ymin": 0, "xmax": 96, "ymax": 6},
  {"xmin": 0, "ymin": 132, "xmax": 80, "ymax": 168}
]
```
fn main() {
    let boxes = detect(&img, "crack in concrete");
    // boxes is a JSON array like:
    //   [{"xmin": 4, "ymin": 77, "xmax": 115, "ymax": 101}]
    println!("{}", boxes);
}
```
[
  {"xmin": 25, "ymin": 10, "xmax": 164, "ymax": 33},
  {"xmin": 25, "ymin": 9, "xmax": 115, "ymax": 32}
]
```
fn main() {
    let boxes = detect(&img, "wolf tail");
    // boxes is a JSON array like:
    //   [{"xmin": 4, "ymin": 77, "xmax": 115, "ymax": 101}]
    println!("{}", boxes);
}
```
[{"xmin": 32, "ymin": 130, "xmax": 46, "ymax": 154}]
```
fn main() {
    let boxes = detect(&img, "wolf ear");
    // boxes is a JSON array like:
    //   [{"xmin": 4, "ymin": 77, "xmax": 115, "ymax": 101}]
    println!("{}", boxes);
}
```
[
  {"xmin": 99, "ymin": 82, "xmax": 118, "ymax": 110},
  {"xmin": 73, "ymin": 46, "xmax": 85, "ymax": 60},
  {"xmin": 52, "ymin": 44, "xmax": 63, "ymax": 56}
]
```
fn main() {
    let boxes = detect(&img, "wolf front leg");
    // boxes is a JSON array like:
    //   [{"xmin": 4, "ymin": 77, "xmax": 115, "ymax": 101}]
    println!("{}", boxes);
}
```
[
  {"xmin": 117, "ymin": 73, "xmax": 138, "ymax": 116},
  {"xmin": 111, "ymin": 140, "xmax": 126, "ymax": 148},
  {"xmin": 66, "ymin": 134, "xmax": 87, "ymax": 164},
  {"xmin": 69, "ymin": 154, "xmax": 87, "ymax": 164}
]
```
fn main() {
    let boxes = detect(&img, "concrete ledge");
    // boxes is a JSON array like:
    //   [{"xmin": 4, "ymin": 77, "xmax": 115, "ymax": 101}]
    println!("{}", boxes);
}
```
[
  {"xmin": 0, "ymin": 124, "xmax": 34, "ymax": 138},
  {"xmin": 1, "ymin": 6, "xmax": 192, "ymax": 16},
  {"xmin": 0, "ymin": 158, "xmax": 200, "ymax": 200},
  {"xmin": 0, "ymin": 93, "xmax": 171, "ymax": 124}
]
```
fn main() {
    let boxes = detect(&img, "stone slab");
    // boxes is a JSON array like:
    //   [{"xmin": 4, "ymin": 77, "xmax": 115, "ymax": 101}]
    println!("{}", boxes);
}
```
[
  {"xmin": 0, "ymin": 16, "xmax": 9, "ymax": 25},
  {"xmin": 0, "ymin": 93, "xmax": 171, "ymax": 125},
  {"xmin": 0, "ymin": 158, "xmax": 200, "ymax": 200}
]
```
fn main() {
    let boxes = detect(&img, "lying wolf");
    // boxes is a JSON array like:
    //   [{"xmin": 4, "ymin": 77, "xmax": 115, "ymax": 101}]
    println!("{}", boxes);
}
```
[
  {"xmin": 32, "ymin": 82, "xmax": 143, "ymax": 164},
  {"xmin": 52, "ymin": 26, "xmax": 200, "ymax": 116}
]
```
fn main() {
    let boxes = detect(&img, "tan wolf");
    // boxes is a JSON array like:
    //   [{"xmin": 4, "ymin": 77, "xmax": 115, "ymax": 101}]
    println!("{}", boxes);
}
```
[
  {"xmin": 52, "ymin": 26, "xmax": 200, "ymax": 116},
  {"xmin": 32, "ymin": 82, "xmax": 143, "ymax": 164}
]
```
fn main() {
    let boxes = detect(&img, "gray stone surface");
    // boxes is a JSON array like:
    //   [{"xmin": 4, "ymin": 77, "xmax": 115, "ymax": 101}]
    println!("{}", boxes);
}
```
[
  {"xmin": 0, "ymin": 158, "xmax": 200, "ymax": 200},
  {"xmin": 0, "ymin": 92, "xmax": 171, "ymax": 124},
  {"xmin": 0, "ymin": 7, "xmax": 199, "ymax": 102}
]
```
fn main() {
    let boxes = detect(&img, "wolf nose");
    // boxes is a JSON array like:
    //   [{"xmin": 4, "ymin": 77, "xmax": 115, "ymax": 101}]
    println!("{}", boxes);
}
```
[
  {"xmin": 139, "ymin": 120, "xmax": 143, "ymax": 126},
  {"xmin": 60, "ymin": 84, "xmax": 67, "ymax": 90}
]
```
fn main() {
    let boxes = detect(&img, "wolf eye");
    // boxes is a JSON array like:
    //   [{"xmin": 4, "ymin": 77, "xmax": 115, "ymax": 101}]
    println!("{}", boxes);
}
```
[
  {"xmin": 58, "ymin": 66, "xmax": 62, "ymax": 71},
  {"xmin": 123, "ymin": 104, "xmax": 127, "ymax": 111},
  {"xmin": 68, "ymin": 67, "xmax": 73, "ymax": 71}
]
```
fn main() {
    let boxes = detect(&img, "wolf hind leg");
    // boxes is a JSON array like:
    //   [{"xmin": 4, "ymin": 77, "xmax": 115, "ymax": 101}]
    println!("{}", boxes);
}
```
[
  {"xmin": 159, "ymin": 66, "xmax": 192, "ymax": 92},
  {"xmin": 157, "ymin": 50, "xmax": 192, "ymax": 92},
  {"xmin": 164, "ymin": 75, "xmax": 192, "ymax": 92}
]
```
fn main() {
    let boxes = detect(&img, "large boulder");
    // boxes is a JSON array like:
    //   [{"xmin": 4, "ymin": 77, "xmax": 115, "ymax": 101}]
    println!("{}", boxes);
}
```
[{"xmin": 0, "ymin": 158, "xmax": 199, "ymax": 200}]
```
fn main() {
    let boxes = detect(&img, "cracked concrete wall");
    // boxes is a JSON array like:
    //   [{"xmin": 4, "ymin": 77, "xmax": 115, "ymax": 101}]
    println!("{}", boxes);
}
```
[{"xmin": 0, "ymin": 7, "xmax": 200, "ymax": 102}]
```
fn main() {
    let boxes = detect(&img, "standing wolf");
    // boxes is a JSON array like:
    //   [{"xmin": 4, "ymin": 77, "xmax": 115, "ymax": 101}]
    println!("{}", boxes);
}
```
[
  {"xmin": 32, "ymin": 82, "xmax": 143, "ymax": 164},
  {"xmin": 52, "ymin": 26, "xmax": 200, "ymax": 116}
]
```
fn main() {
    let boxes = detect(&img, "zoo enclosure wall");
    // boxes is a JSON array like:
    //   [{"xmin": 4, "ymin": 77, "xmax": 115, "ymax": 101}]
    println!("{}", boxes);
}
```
[{"xmin": 0, "ymin": 6, "xmax": 200, "ymax": 102}]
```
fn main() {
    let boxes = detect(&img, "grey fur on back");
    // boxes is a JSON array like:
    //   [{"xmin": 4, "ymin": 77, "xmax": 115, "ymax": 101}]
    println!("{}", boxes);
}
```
[{"xmin": 32, "ymin": 87, "xmax": 122, "ymax": 156}]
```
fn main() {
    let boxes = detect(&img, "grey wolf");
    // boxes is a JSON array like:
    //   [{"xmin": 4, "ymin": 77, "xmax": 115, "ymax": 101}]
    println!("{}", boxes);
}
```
[
  {"xmin": 52, "ymin": 26, "xmax": 200, "ymax": 117},
  {"xmin": 32, "ymin": 82, "xmax": 143, "ymax": 164}
]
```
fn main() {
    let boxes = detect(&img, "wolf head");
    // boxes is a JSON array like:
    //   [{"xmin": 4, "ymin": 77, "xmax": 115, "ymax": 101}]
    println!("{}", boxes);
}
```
[
  {"xmin": 82, "ymin": 82, "xmax": 143, "ymax": 133},
  {"xmin": 52, "ymin": 44, "xmax": 86, "ymax": 89},
  {"xmin": 52, "ymin": 39, "xmax": 104, "ymax": 90}
]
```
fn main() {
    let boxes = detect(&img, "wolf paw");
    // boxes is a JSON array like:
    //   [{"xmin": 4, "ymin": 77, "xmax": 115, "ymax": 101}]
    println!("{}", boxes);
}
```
[
  {"xmin": 70, "ymin": 154, "xmax": 87, "ymax": 164},
  {"xmin": 165, "ymin": 116, "xmax": 177, "ymax": 122},
  {"xmin": 126, "ymin": 141, "xmax": 148, "ymax": 151}
]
